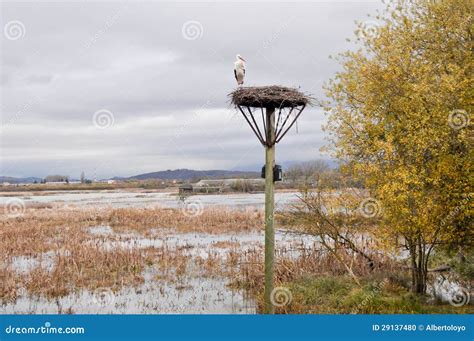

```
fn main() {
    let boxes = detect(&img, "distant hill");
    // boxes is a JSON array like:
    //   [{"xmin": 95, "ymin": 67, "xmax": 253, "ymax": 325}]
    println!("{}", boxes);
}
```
[
  {"xmin": 0, "ymin": 176, "xmax": 42, "ymax": 184},
  {"xmin": 122, "ymin": 169, "xmax": 260, "ymax": 181},
  {"xmin": 2, "ymin": 161, "xmax": 337, "ymax": 183}
]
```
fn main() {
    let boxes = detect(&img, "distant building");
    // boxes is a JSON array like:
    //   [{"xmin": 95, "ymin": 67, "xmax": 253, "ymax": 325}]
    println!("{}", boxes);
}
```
[
  {"xmin": 44, "ymin": 181, "xmax": 68, "ymax": 185},
  {"xmin": 178, "ymin": 184, "xmax": 193, "ymax": 194},
  {"xmin": 44, "ymin": 175, "xmax": 69, "ymax": 184}
]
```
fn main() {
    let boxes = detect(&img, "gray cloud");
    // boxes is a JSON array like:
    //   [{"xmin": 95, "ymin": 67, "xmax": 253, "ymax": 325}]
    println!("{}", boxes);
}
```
[{"xmin": 1, "ymin": 1, "xmax": 382, "ymax": 178}]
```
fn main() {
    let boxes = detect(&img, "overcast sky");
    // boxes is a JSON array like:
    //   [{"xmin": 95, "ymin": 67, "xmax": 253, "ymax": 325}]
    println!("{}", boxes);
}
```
[{"xmin": 1, "ymin": 0, "xmax": 382, "ymax": 179}]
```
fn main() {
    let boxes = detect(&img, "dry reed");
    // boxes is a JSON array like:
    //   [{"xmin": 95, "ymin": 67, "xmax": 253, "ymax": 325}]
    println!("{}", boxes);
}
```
[{"xmin": 0, "ymin": 206, "xmax": 263, "ymax": 303}]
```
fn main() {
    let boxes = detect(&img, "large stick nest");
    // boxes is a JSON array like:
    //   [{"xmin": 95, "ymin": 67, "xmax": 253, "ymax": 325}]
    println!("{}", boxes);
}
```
[{"xmin": 230, "ymin": 86, "xmax": 311, "ymax": 109}]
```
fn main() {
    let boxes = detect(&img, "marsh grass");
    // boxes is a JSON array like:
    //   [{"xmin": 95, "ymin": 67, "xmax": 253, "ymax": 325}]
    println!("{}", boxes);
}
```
[
  {"xmin": 0, "ymin": 206, "xmax": 262, "ymax": 304},
  {"xmin": 2, "ymin": 205, "xmax": 467, "ymax": 314},
  {"xmin": 227, "ymin": 246, "xmax": 473, "ymax": 314},
  {"xmin": 228, "ymin": 243, "xmax": 390, "ymax": 289},
  {"xmin": 107, "ymin": 207, "xmax": 263, "ymax": 234},
  {"xmin": 26, "ymin": 244, "xmax": 147, "ymax": 299}
]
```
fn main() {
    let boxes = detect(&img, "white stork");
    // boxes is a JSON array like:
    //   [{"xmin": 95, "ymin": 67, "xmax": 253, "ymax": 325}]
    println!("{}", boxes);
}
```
[{"xmin": 234, "ymin": 54, "xmax": 246, "ymax": 86}]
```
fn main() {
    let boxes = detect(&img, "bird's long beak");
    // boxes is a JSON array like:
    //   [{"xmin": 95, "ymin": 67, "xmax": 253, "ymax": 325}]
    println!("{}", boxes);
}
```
[{"xmin": 240, "ymin": 57, "xmax": 246, "ymax": 62}]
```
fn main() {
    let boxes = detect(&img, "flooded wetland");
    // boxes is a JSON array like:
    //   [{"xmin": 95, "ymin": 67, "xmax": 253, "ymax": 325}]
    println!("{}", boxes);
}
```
[
  {"xmin": 0, "ymin": 190, "xmax": 313, "ymax": 314},
  {"xmin": 1, "ymin": 189, "xmax": 470, "ymax": 314}
]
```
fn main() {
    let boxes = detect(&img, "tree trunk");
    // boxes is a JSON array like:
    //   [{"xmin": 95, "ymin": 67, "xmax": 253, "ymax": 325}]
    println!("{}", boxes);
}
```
[{"xmin": 409, "ymin": 240, "xmax": 428, "ymax": 294}]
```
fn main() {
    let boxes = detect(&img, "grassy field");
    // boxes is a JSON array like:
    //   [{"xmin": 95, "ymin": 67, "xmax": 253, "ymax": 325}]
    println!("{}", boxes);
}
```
[{"xmin": 274, "ymin": 276, "xmax": 472, "ymax": 314}]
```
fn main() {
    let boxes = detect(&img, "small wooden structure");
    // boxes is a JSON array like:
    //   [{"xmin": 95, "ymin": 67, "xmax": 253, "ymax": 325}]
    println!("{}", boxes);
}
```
[
  {"xmin": 178, "ymin": 184, "xmax": 193, "ymax": 194},
  {"xmin": 230, "ymin": 85, "xmax": 311, "ymax": 314}
]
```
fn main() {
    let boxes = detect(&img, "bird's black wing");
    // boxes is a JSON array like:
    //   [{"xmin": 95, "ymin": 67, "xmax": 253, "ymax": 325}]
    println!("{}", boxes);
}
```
[{"xmin": 234, "ymin": 69, "xmax": 238, "ymax": 81}]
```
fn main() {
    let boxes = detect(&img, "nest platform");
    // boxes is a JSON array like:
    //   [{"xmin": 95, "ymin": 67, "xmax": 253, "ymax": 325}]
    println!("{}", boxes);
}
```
[
  {"xmin": 229, "ymin": 86, "xmax": 311, "ymax": 146},
  {"xmin": 230, "ymin": 85, "xmax": 310, "ymax": 109}
]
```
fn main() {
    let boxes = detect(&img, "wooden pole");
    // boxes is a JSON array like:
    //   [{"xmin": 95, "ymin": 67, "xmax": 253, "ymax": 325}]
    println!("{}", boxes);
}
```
[{"xmin": 264, "ymin": 107, "xmax": 275, "ymax": 314}]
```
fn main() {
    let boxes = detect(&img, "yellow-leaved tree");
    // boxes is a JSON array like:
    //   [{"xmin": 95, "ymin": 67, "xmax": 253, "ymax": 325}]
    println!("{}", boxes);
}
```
[{"xmin": 325, "ymin": 0, "xmax": 472, "ymax": 293}]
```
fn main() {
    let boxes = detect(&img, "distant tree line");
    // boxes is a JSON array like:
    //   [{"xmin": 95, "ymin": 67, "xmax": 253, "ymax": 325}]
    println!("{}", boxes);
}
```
[{"xmin": 284, "ymin": 160, "xmax": 362, "ymax": 189}]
